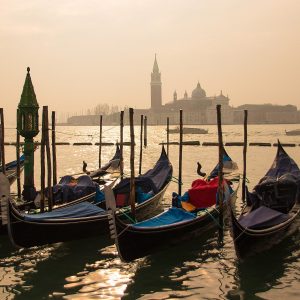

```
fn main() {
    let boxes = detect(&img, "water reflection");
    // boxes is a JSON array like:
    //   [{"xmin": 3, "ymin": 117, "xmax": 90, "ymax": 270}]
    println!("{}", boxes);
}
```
[
  {"xmin": 1, "ymin": 125, "xmax": 299, "ymax": 299},
  {"xmin": 229, "ymin": 223, "xmax": 300, "ymax": 300},
  {"xmin": 123, "ymin": 229, "xmax": 238, "ymax": 299}
]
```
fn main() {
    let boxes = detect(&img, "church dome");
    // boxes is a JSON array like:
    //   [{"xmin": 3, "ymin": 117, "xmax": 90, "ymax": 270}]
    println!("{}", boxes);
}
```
[{"xmin": 191, "ymin": 82, "xmax": 206, "ymax": 99}]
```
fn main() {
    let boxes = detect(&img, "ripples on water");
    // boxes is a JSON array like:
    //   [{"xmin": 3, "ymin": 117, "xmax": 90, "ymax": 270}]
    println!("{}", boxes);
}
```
[{"xmin": 1, "ymin": 124, "xmax": 300, "ymax": 299}]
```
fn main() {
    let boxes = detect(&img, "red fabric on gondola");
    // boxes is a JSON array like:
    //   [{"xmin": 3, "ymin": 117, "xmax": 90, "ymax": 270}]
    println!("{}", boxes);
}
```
[{"xmin": 188, "ymin": 177, "xmax": 220, "ymax": 208}]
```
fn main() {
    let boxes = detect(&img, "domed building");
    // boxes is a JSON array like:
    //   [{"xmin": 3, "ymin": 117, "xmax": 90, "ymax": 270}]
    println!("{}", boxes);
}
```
[{"xmin": 191, "ymin": 82, "xmax": 206, "ymax": 99}]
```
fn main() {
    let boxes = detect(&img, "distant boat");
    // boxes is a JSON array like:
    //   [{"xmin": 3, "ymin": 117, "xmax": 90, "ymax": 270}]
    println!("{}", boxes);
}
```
[
  {"xmin": 168, "ymin": 127, "xmax": 208, "ymax": 134},
  {"xmin": 285, "ymin": 129, "xmax": 300, "ymax": 136}
]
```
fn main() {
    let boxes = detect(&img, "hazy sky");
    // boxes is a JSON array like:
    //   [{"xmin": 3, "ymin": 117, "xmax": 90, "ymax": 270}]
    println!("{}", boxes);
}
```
[{"xmin": 1, "ymin": 0, "xmax": 300, "ymax": 122}]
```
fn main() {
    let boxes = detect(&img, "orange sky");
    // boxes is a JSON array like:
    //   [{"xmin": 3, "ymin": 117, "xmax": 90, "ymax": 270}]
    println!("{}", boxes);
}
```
[{"xmin": 1, "ymin": 0, "xmax": 300, "ymax": 123}]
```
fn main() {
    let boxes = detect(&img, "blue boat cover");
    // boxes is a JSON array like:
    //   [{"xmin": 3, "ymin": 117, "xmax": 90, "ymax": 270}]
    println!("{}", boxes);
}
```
[
  {"xmin": 24, "ymin": 202, "xmax": 106, "ymax": 221},
  {"xmin": 0, "ymin": 155, "xmax": 25, "ymax": 171},
  {"xmin": 133, "ymin": 207, "xmax": 195, "ymax": 228},
  {"xmin": 114, "ymin": 146, "xmax": 172, "ymax": 195},
  {"xmin": 52, "ymin": 175, "xmax": 98, "ymax": 203},
  {"xmin": 239, "ymin": 206, "xmax": 290, "ymax": 229}
]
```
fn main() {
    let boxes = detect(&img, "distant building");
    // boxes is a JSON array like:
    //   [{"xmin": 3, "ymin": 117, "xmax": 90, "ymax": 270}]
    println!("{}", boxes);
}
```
[
  {"xmin": 151, "ymin": 54, "xmax": 162, "ymax": 110},
  {"xmin": 67, "ymin": 55, "xmax": 300, "ymax": 125},
  {"xmin": 234, "ymin": 104, "xmax": 299, "ymax": 124}
]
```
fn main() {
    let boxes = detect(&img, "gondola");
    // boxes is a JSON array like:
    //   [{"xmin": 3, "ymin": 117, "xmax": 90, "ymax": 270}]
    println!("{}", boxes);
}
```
[
  {"xmin": 110, "ymin": 149, "xmax": 240, "ymax": 262},
  {"xmin": 285, "ymin": 129, "xmax": 300, "ymax": 136},
  {"xmin": 0, "ymin": 155, "xmax": 25, "ymax": 185},
  {"xmin": 6, "ymin": 146, "xmax": 172, "ymax": 248},
  {"xmin": 229, "ymin": 141, "xmax": 300, "ymax": 259},
  {"xmin": 0, "ymin": 147, "xmax": 120, "ymax": 235},
  {"xmin": 82, "ymin": 145, "xmax": 121, "ymax": 183}
]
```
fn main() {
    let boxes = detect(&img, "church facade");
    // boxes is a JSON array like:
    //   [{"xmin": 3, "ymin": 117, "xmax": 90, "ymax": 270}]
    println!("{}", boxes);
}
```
[{"xmin": 145, "ymin": 55, "xmax": 235, "ymax": 125}]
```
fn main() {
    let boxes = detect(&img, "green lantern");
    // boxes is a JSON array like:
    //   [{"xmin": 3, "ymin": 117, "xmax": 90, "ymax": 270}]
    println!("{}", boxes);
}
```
[{"xmin": 17, "ymin": 67, "xmax": 39, "ymax": 200}]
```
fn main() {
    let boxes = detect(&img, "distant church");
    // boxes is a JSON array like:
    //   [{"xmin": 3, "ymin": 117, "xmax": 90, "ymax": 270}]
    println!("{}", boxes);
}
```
[
  {"xmin": 67, "ymin": 55, "xmax": 300, "ymax": 125},
  {"xmin": 148, "ymin": 55, "xmax": 234, "ymax": 124}
]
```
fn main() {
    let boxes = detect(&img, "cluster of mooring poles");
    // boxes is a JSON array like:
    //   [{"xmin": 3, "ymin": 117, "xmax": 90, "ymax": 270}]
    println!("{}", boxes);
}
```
[{"xmin": 0, "ymin": 67, "xmax": 250, "ymax": 248}]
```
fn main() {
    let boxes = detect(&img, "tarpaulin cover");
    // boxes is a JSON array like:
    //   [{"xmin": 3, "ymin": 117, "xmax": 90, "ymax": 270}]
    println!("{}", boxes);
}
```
[
  {"xmin": 209, "ymin": 150, "xmax": 232, "ymax": 179},
  {"xmin": 188, "ymin": 177, "xmax": 220, "ymax": 208},
  {"xmin": 239, "ymin": 206, "xmax": 289, "ymax": 229},
  {"xmin": 113, "ymin": 147, "xmax": 172, "ymax": 195},
  {"xmin": 0, "ymin": 155, "xmax": 25, "ymax": 171},
  {"xmin": 264, "ymin": 144, "xmax": 300, "ymax": 178},
  {"xmin": 52, "ymin": 175, "xmax": 98, "ymax": 203},
  {"xmin": 24, "ymin": 201, "xmax": 106, "ymax": 221},
  {"xmin": 133, "ymin": 207, "xmax": 195, "ymax": 228},
  {"xmin": 248, "ymin": 143, "xmax": 300, "ymax": 211}
]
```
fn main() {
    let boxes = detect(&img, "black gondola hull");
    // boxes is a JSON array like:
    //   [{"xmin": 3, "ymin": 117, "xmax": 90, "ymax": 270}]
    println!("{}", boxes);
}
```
[
  {"xmin": 7, "ymin": 183, "xmax": 168, "ymax": 248},
  {"xmin": 114, "ymin": 189, "xmax": 238, "ymax": 262},
  {"xmin": 230, "ymin": 206, "xmax": 300, "ymax": 259}
]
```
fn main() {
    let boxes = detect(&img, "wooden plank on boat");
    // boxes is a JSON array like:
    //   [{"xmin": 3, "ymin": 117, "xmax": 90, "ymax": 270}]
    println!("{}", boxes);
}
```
[
  {"xmin": 202, "ymin": 142, "xmax": 219, "ymax": 146},
  {"xmin": 249, "ymin": 142, "xmax": 271, "ymax": 147},
  {"xmin": 10, "ymin": 142, "xmax": 25, "ymax": 146},
  {"xmin": 159, "ymin": 141, "xmax": 199, "ymax": 145},
  {"xmin": 55, "ymin": 142, "xmax": 70, "ymax": 145},
  {"xmin": 116, "ymin": 142, "xmax": 136, "ymax": 146},
  {"xmin": 159, "ymin": 142, "xmax": 179, "ymax": 145},
  {"xmin": 73, "ymin": 142, "xmax": 93, "ymax": 146},
  {"xmin": 182, "ymin": 141, "xmax": 200, "ymax": 145},
  {"xmin": 273, "ymin": 143, "xmax": 296, "ymax": 147},
  {"xmin": 225, "ymin": 142, "xmax": 244, "ymax": 146},
  {"xmin": 95, "ymin": 142, "xmax": 114, "ymax": 146}
]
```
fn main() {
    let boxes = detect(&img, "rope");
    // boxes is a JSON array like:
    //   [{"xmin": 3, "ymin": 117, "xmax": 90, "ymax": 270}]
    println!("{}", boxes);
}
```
[
  {"xmin": 118, "ymin": 207, "xmax": 136, "ymax": 224},
  {"xmin": 233, "ymin": 226, "xmax": 248, "ymax": 243},
  {"xmin": 204, "ymin": 208, "xmax": 223, "ymax": 229},
  {"xmin": 171, "ymin": 176, "xmax": 183, "ymax": 185}
]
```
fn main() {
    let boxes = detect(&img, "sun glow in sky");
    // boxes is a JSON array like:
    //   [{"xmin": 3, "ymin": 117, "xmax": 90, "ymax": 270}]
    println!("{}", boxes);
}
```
[{"xmin": 1, "ymin": 0, "xmax": 300, "ymax": 122}]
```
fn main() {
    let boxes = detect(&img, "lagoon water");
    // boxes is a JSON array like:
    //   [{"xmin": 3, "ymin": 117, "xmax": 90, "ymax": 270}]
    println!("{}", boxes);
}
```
[{"xmin": 1, "ymin": 124, "xmax": 300, "ymax": 299}]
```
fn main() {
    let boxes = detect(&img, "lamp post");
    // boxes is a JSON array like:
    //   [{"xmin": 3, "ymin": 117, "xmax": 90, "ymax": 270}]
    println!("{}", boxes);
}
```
[{"xmin": 17, "ymin": 67, "xmax": 39, "ymax": 200}]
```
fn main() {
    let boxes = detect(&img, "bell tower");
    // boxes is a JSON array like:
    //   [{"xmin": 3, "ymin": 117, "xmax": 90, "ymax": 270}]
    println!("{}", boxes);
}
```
[{"xmin": 151, "ymin": 54, "xmax": 162, "ymax": 110}]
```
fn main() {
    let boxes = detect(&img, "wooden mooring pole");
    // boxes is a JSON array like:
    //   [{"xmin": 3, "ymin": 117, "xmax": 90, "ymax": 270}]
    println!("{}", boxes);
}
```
[
  {"xmin": 16, "ymin": 128, "xmax": 21, "ymax": 198},
  {"xmin": 216, "ymin": 105, "xmax": 224, "ymax": 242},
  {"xmin": 143, "ymin": 116, "xmax": 147, "ymax": 147},
  {"xmin": 242, "ymin": 110, "xmax": 248, "ymax": 202},
  {"xmin": 40, "ymin": 107, "xmax": 46, "ymax": 213},
  {"xmin": 44, "ymin": 107, "xmax": 53, "ymax": 211},
  {"xmin": 99, "ymin": 115, "xmax": 103, "ymax": 168},
  {"xmin": 0, "ymin": 108, "xmax": 5, "ymax": 175},
  {"xmin": 139, "ymin": 114, "xmax": 143, "ymax": 175},
  {"xmin": 120, "ymin": 111, "xmax": 124, "ymax": 179},
  {"xmin": 52, "ymin": 111, "xmax": 57, "ymax": 186},
  {"xmin": 167, "ymin": 117, "xmax": 169, "ymax": 157},
  {"xmin": 178, "ymin": 110, "xmax": 183, "ymax": 196},
  {"xmin": 129, "ymin": 108, "xmax": 136, "ymax": 219}
]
